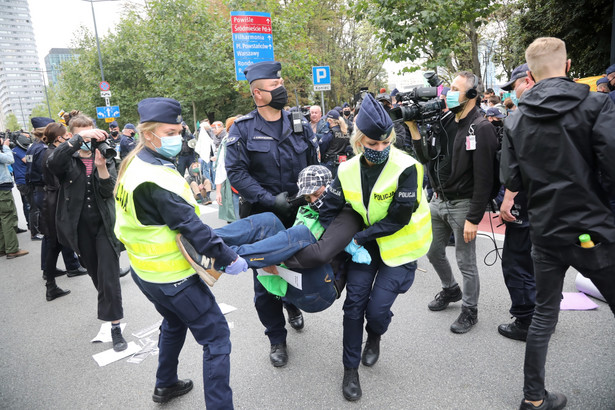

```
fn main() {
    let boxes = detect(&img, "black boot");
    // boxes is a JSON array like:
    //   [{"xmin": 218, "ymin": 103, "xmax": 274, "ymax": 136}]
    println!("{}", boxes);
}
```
[
  {"xmin": 361, "ymin": 332, "xmax": 381, "ymax": 367},
  {"xmin": 498, "ymin": 318, "xmax": 530, "ymax": 341},
  {"xmin": 342, "ymin": 367, "xmax": 362, "ymax": 401},
  {"xmin": 284, "ymin": 303, "xmax": 304, "ymax": 330},
  {"xmin": 46, "ymin": 283, "xmax": 70, "ymax": 301}
]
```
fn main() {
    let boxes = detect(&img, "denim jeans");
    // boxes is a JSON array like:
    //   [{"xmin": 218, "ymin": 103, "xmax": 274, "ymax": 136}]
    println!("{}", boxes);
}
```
[
  {"xmin": 213, "ymin": 212, "xmax": 316, "ymax": 268},
  {"xmin": 523, "ymin": 242, "xmax": 615, "ymax": 401},
  {"xmin": 426, "ymin": 197, "xmax": 479, "ymax": 308}
]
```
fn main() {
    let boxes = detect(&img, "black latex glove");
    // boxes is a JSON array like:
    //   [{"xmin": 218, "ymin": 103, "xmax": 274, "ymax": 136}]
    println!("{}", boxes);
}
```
[{"xmin": 272, "ymin": 191, "xmax": 293, "ymax": 221}]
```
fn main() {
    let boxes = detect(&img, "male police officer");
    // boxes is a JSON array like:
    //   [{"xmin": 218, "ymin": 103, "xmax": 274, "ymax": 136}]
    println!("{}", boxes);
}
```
[
  {"xmin": 497, "ymin": 63, "xmax": 536, "ymax": 341},
  {"xmin": 225, "ymin": 61, "xmax": 319, "ymax": 367}
]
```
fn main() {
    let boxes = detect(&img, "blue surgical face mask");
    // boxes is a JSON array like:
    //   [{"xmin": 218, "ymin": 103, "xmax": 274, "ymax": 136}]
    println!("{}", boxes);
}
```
[
  {"xmin": 80, "ymin": 141, "xmax": 91, "ymax": 151},
  {"xmin": 363, "ymin": 144, "xmax": 391, "ymax": 164},
  {"xmin": 152, "ymin": 132, "xmax": 182, "ymax": 158},
  {"xmin": 510, "ymin": 94, "xmax": 519, "ymax": 107},
  {"xmin": 446, "ymin": 91, "xmax": 461, "ymax": 109}
]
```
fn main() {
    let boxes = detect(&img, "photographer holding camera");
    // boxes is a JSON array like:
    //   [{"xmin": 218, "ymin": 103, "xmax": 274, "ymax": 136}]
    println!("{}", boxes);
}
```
[
  {"xmin": 406, "ymin": 71, "xmax": 498, "ymax": 334},
  {"xmin": 47, "ymin": 113, "xmax": 127, "ymax": 352}
]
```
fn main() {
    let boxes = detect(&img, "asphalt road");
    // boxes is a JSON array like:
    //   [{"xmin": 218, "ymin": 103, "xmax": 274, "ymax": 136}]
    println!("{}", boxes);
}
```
[{"xmin": 1, "ymin": 189, "xmax": 613, "ymax": 409}]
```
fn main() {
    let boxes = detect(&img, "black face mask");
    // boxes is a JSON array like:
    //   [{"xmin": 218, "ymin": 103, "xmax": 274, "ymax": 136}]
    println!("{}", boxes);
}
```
[
  {"xmin": 257, "ymin": 86, "xmax": 288, "ymax": 110},
  {"xmin": 111, "ymin": 131, "xmax": 119, "ymax": 137},
  {"xmin": 130, "ymin": 132, "xmax": 135, "ymax": 137},
  {"xmin": 609, "ymin": 81, "xmax": 615, "ymax": 92},
  {"xmin": 492, "ymin": 120, "xmax": 503, "ymax": 127},
  {"xmin": 343, "ymin": 110, "xmax": 350, "ymax": 116}
]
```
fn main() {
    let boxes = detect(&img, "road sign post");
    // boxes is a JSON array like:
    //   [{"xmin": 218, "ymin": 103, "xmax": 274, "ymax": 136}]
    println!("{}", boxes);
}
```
[
  {"xmin": 312, "ymin": 66, "xmax": 331, "ymax": 114},
  {"xmin": 231, "ymin": 11, "xmax": 274, "ymax": 81}
]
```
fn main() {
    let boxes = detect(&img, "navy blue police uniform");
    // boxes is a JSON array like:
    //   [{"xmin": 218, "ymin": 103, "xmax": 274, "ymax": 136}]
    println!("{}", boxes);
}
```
[
  {"xmin": 318, "ymin": 94, "xmax": 423, "ymax": 401},
  {"xmin": 225, "ymin": 61, "xmax": 319, "ymax": 351},
  {"xmin": 498, "ymin": 65, "xmax": 537, "ymax": 338},
  {"xmin": 122, "ymin": 98, "xmax": 236, "ymax": 408},
  {"xmin": 26, "ymin": 117, "xmax": 54, "ymax": 238}
]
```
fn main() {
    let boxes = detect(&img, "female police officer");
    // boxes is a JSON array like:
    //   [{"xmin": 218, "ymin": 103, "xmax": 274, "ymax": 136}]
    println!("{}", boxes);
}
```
[
  {"xmin": 113, "ymin": 97, "xmax": 248, "ymax": 408},
  {"xmin": 318, "ymin": 94, "xmax": 432, "ymax": 401}
]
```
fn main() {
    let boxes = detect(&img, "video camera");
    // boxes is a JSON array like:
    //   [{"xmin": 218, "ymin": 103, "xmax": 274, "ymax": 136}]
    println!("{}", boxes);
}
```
[
  {"xmin": 389, "ymin": 71, "xmax": 446, "ymax": 123},
  {"xmin": 353, "ymin": 87, "xmax": 372, "ymax": 113},
  {"xmin": 0, "ymin": 131, "xmax": 27, "ymax": 149}
]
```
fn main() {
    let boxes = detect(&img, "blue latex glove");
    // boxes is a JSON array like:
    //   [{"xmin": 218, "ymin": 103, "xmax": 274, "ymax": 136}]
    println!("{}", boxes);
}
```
[
  {"xmin": 224, "ymin": 256, "xmax": 249, "ymax": 275},
  {"xmin": 345, "ymin": 239, "xmax": 372, "ymax": 265}
]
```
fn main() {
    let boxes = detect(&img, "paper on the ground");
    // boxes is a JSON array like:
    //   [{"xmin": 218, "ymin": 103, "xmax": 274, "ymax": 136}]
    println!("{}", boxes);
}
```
[
  {"xmin": 91, "ymin": 322, "xmax": 127, "ymax": 343},
  {"xmin": 127, "ymin": 338, "xmax": 158, "ymax": 364},
  {"xmin": 93, "ymin": 342, "xmax": 141, "ymax": 367},
  {"xmin": 560, "ymin": 292, "xmax": 599, "ymax": 310},
  {"xmin": 258, "ymin": 267, "xmax": 302, "ymax": 290},
  {"xmin": 132, "ymin": 319, "xmax": 163, "ymax": 339},
  {"xmin": 218, "ymin": 303, "xmax": 237, "ymax": 315}
]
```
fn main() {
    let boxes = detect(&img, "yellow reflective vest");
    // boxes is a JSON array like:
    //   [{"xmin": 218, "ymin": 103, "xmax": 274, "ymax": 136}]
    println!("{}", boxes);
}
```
[
  {"xmin": 114, "ymin": 155, "xmax": 199, "ymax": 283},
  {"xmin": 337, "ymin": 146, "xmax": 432, "ymax": 266}
]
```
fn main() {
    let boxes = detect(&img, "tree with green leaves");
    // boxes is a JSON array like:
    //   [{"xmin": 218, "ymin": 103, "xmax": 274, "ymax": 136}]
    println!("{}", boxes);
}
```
[
  {"xmin": 352, "ymin": 0, "xmax": 499, "ymax": 82},
  {"xmin": 508, "ymin": 0, "xmax": 612, "ymax": 77},
  {"xmin": 5, "ymin": 113, "xmax": 21, "ymax": 131},
  {"xmin": 30, "ymin": 85, "xmax": 64, "ymax": 122},
  {"xmin": 56, "ymin": 0, "xmax": 386, "ymax": 124}
]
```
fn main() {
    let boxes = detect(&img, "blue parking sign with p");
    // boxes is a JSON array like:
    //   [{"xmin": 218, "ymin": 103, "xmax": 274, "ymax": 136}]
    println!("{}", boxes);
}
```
[{"xmin": 312, "ymin": 66, "xmax": 331, "ymax": 85}]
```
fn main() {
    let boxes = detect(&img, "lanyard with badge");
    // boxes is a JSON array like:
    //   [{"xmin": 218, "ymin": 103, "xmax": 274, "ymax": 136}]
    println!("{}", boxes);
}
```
[{"xmin": 466, "ymin": 124, "xmax": 477, "ymax": 151}]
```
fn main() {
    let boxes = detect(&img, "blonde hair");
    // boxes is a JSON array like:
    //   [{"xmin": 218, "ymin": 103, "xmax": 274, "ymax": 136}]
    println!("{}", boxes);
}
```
[
  {"xmin": 328, "ymin": 117, "xmax": 348, "ymax": 134},
  {"xmin": 113, "ymin": 121, "xmax": 157, "ymax": 196},
  {"xmin": 525, "ymin": 37, "xmax": 567, "ymax": 80},
  {"xmin": 350, "ymin": 127, "xmax": 396, "ymax": 155}
]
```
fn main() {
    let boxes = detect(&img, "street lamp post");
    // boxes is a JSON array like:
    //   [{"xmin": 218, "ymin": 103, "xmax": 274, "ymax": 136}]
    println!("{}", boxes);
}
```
[
  {"xmin": 16, "ymin": 95, "xmax": 27, "ymax": 130},
  {"xmin": 41, "ymin": 70, "xmax": 52, "ymax": 118},
  {"xmin": 82, "ymin": 0, "xmax": 121, "ymax": 83},
  {"xmin": 89, "ymin": 0, "xmax": 105, "ymax": 82}
]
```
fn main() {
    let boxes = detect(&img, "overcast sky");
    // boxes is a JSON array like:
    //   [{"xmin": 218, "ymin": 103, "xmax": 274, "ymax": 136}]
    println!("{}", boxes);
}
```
[{"xmin": 29, "ymin": 0, "xmax": 137, "ymax": 68}]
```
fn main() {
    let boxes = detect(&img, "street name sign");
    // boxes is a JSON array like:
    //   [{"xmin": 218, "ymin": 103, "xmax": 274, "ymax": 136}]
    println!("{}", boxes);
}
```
[{"xmin": 231, "ymin": 11, "xmax": 274, "ymax": 81}]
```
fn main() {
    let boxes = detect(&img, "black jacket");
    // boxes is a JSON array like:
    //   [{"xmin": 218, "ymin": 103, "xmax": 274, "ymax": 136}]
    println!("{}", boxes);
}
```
[
  {"xmin": 500, "ymin": 76, "xmax": 615, "ymax": 246},
  {"xmin": 413, "ymin": 107, "xmax": 499, "ymax": 224},
  {"xmin": 47, "ymin": 135, "xmax": 122, "ymax": 256},
  {"xmin": 284, "ymin": 206, "xmax": 361, "ymax": 274}
]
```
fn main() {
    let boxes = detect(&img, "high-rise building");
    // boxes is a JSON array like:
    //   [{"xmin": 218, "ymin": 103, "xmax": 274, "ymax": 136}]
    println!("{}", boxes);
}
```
[
  {"xmin": 0, "ymin": 0, "xmax": 44, "ymax": 130},
  {"xmin": 45, "ymin": 48, "xmax": 78, "ymax": 86}
]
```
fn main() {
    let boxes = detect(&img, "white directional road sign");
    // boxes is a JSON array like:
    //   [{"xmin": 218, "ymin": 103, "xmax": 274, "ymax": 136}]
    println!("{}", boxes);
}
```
[{"xmin": 100, "ymin": 91, "xmax": 112, "ymax": 98}]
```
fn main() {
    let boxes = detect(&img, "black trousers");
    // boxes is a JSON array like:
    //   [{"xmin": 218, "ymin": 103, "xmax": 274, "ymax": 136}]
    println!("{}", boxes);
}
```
[
  {"xmin": 41, "ymin": 236, "xmax": 80, "ymax": 273},
  {"xmin": 77, "ymin": 208, "xmax": 123, "ymax": 322},
  {"xmin": 523, "ymin": 241, "xmax": 615, "ymax": 400},
  {"xmin": 501, "ymin": 225, "xmax": 535, "ymax": 320},
  {"xmin": 28, "ymin": 185, "xmax": 44, "ymax": 236}
]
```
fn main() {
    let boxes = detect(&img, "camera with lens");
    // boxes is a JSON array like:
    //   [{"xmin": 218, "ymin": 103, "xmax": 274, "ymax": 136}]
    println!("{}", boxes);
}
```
[
  {"xmin": 389, "ymin": 71, "xmax": 446, "ymax": 123},
  {"xmin": 88, "ymin": 139, "xmax": 117, "ymax": 159}
]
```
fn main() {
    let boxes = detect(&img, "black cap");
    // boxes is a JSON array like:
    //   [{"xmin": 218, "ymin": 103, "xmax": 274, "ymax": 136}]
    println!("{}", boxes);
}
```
[{"xmin": 501, "ymin": 63, "xmax": 529, "ymax": 91}]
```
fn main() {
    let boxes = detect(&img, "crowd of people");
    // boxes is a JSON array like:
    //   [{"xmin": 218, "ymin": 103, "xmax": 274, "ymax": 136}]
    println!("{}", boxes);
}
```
[{"xmin": 1, "ymin": 36, "xmax": 614, "ymax": 409}]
